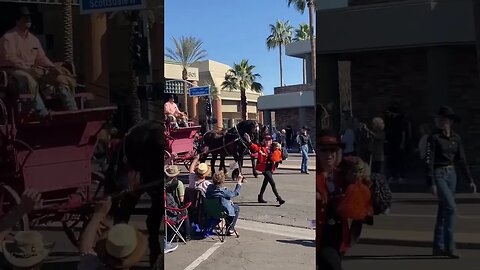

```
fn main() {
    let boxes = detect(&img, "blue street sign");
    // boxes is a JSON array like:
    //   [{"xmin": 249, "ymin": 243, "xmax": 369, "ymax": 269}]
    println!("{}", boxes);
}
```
[
  {"xmin": 80, "ymin": 0, "xmax": 145, "ymax": 14},
  {"xmin": 189, "ymin": 86, "xmax": 210, "ymax": 97}
]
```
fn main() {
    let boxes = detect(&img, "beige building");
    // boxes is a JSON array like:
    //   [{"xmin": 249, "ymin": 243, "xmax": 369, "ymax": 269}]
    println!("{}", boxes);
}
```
[{"xmin": 165, "ymin": 60, "xmax": 263, "ymax": 128}]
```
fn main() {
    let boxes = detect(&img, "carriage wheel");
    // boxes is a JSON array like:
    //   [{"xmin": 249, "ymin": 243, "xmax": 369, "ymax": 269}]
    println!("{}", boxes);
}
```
[
  {"xmin": 0, "ymin": 184, "xmax": 30, "ymax": 231},
  {"xmin": 164, "ymin": 150, "xmax": 173, "ymax": 165},
  {"xmin": 62, "ymin": 212, "xmax": 93, "ymax": 248}
]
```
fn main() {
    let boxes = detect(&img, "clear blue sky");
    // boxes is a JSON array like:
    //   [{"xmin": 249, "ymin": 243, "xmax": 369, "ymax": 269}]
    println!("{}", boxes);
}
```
[{"xmin": 165, "ymin": 0, "xmax": 309, "ymax": 95}]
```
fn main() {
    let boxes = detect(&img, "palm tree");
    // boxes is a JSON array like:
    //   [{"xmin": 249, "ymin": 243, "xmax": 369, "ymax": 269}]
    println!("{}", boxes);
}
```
[
  {"xmin": 62, "ymin": 0, "xmax": 73, "ymax": 65},
  {"xmin": 266, "ymin": 20, "xmax": 294, "ymax": 86},
  {"xmin": 126, "ymin": 11, "xmax": 143, "ymax": 126},
  {"xmin": 221, "ymin": 59, "xmax": 263, "ymax": 120},
  {"xmin": 287, "ymin": 0, "xmax": 316, "ymax": 85},
  {"xmin": 165, "ymin": 36, "xmax": 207, "ymax": 114},
  {"xmin": 294, "ymin": 23, "xmax": 311, "ymax": 84}
]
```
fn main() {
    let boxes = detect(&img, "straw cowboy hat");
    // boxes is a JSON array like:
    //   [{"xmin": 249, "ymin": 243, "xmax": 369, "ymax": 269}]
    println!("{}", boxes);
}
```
[
  {"xmin": 96, "ymin": 224, "xmax": 148, "ymax": 268},
  {"xmin": 3, "ymin": 231, "xmax": 55, "ymax": 268},
  {"xmin": 164, "ymin": 165, "xmax": 181, "ymax": 178},
  {"xmin": 195, "ymin": 163, "xmax": 211, "ymax": 177}
]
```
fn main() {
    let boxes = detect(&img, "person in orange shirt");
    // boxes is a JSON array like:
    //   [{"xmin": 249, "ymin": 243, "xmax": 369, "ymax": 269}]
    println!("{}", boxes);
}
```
[
  {"xmin": 244, "ymin": 133, "xmax": 285, "ymax": 206},
  {"xmin": 0, "ymin": 6, "xmax": 78, "ymax": 117}
]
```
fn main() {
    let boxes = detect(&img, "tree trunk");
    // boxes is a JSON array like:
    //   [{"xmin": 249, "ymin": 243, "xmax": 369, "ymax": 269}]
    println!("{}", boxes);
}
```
[
  {"xmin": 240, "ymin": 88, "xmax": 247, "ymax": 120},
  {"xmin": 308, "ymin": 1, "xmax": 316, "ymax": 85},
  {"xmin": 303, "ymin": 59, "xmax": 306, "ymax": 84},
  {"xmin": 62, "ymin": 0, "xmax": 73, "ymax": 65},
  {"xmin": 182, "ymin": 68, "xmax": 189, "ymax": 114},
  {"xmin": 279, "ymin": 45, "xmax": 283, "ymax": 86},
  {"xmin": 128, "ymin": 11, "xmax": 143, "ymax": 127}
]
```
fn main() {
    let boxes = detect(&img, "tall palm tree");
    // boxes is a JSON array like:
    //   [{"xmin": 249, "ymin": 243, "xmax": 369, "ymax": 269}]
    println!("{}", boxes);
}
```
[
  {"xmin": 62, "ymin": 0, "xmax": 73, "ymax": 65},
  {"xmin": 294, "ymin": 23, "xmax": 311, "ymax": 84},
  {"xmin": 287, "ymin": 0, "xmax": 316, "ymax": 85},
  {"xmin": 221, "ymin": 59, "xmax": 263, "ymax": 120},
  {"xmin": 266, "ymin": 20, "xmax": 294, "ymax": 86},
  {"xmin": 127, "ymin": 11, "xmax": 143, "ymax": 126},
  {"xmin": 165, "ymin": 36, "xmax": 207, "ymax": 114}
]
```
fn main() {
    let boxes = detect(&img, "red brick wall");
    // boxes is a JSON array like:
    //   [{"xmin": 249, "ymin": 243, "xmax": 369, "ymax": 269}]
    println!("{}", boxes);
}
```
[
  {"xmin": 274, "ymin": 108, "xmax": 316, "ymax": 144},
  {"xmin": 349, "ymin": 46, "xmax": 480, "ymax": 169}
]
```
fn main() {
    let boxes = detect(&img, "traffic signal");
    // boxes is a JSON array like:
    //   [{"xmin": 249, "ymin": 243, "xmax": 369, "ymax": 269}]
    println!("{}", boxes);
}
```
[{"xmin": 205, "ymin": 97, "xmax": 212, "ymax": 117}]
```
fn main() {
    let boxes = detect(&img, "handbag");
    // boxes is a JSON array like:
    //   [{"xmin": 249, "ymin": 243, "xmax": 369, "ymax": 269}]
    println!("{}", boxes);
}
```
[
  {"xmin": 371, "ymin": 173, "xmax": 392, "ymax": 215},
  {"xmin": 337, "ymin": 181, "xmax": 372, "ymax": 220}
]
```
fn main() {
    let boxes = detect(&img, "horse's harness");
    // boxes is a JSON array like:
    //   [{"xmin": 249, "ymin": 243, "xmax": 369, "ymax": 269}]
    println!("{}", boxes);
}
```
[{"xmin": 202, "ymin": 122, "xmax": 258, "ymax": 156}]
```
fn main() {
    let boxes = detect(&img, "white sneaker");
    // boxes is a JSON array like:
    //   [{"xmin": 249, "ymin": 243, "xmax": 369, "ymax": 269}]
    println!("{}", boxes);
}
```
[{"xmin": 164, "ymin": 242, "xmax": 178, "ymax": 254}]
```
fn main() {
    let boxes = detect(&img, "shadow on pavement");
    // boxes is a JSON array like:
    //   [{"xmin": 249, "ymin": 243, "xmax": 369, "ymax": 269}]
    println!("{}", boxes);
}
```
[
  {"xmin": 344, "ymin": 255, "xmax": 454, "ymax": 261},
  {"xmin": 237, "ymin": 202, "xmax": 281, "ymax": 207},
  {"xmin": 395, "ymin": 198, "xmax": 480, "ymax": 205},
  {"xmin": 277, "ymin": 239, "xmax": 315, "ymax": 247}
]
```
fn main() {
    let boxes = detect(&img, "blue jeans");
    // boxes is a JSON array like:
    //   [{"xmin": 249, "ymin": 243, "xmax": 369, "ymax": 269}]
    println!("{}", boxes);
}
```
[
  {"xmin": 301, "ymin": 145, "xmax": 309, "ymax": 173},
  {"xmin": 433, "ymin": 166, "xmax": 457, "ymax": 252}
]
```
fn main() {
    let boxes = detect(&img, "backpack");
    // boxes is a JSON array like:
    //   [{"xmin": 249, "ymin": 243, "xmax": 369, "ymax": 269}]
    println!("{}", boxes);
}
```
[{"xmin": 371, "ymin": 173, "xmax": 392, "ymax": 215}]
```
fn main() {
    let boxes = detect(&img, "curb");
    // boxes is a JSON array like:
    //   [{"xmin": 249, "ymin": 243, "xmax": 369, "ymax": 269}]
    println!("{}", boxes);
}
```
[{"xmin": 358, "ymin": 237, "xmax": 480, "ymax": 250}]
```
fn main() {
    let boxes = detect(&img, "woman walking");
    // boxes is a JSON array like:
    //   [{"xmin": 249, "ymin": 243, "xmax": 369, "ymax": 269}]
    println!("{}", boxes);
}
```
[
  {"xmin": 244, "ymin": 133, "xmax": 285, "ymax": 205},
  {"xmin": 316, "ymin": 130, "xmax": 372, "ymax": 270},
  {"xmin": 426, "ymin": 106, "xmax": 477, "ymax": 258}
]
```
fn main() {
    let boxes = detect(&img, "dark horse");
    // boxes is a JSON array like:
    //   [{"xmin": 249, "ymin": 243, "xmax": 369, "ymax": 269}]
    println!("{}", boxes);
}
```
[
  {"xmin": 104, "ymin": 120, "xmax": 164, "ymax": 267},
  {"xmin": 200, "ymin": 120, "xmax": 265, "ymax": 178}
]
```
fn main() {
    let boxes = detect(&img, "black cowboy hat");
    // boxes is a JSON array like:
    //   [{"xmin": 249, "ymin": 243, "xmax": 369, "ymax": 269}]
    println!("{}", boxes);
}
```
[
  {"xmin": 302, "ymin": 126, "xmax": 310, "ymax": 131},
  {"xmin": 434, "ymin": 105, "xmax": 461, "ymax": 122},
  {"xmin": 17, "ymin": 6, "xmax": 32, "ymax": 17},
  {"xmin": 263, "ymin": 134, "xmax": 272, "ymax": 140}
]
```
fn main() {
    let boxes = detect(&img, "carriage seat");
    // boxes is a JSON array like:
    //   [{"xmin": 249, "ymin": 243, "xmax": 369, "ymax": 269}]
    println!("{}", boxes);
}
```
[{"xmin": 18, "ymin": 92, "xmax": 94, "ymax": 110}]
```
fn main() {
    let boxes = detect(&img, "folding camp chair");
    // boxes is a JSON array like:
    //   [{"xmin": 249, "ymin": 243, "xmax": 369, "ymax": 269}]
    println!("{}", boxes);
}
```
[
  {"xmin": 204, "ymin": 197, "xmax": 239, "ymax": 242},
  {"xmin": 184, "ymin": 187, "xmax": 207, "ymax": 233},
  {"xmin": 164, "ymin": 190, "xmax": 192, "ymax": 244}
]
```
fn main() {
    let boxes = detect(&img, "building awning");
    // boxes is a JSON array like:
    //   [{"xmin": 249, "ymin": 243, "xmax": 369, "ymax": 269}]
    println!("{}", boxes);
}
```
[
  {"xmin": 5, "ymin": 0, "xmax": 79, "ymax": 5},
  {"xmin": 257, "ymin": 91, "xmax": 314, "ymax": 110}
]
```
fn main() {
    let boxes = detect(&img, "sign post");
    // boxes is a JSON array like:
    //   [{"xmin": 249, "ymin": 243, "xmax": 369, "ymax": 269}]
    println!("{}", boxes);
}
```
[
  {"xmin": 189, "ymin": 86, "xmax": 212, "ymax": 130},
  {"xmin": 80, "ymin": 0, "xmax": 146, "ymax": 14}
]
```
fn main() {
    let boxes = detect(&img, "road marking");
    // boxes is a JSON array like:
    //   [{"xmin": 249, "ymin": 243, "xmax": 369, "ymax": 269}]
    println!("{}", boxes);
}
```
[
  {"xmin": 235, "ymin": 219, "xmax": 315, "ymax": 240},
  {"xmin": 184, "ymin": 241, "xmax": 224, "ymax": 270}
]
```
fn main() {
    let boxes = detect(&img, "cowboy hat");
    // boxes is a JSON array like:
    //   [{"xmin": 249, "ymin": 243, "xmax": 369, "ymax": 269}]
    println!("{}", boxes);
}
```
[
  {"xmin": 17, "ymin": 6, "xmax": 32, "ymax": 16},
  {"xmin": 434, "ymin": 105, "xmax": 461, "ymax": 122},
  {"xmin": 195, "ymin": 163, "xmax": 211, "ymax": 177},
  {"xmin": 3, "ymin": 231, "xmax": 55, "ymax": 268},
  {"xmin": 96, "ymin": 224, "xmax": 148, "ymax": 268},
  {"xmin": 302, "ymin": 126, "xmax": 311, "ymax": 131},
  {"xmin": 262, "ymin": 134, "xmax": 272, "ymax": 141},
  {"xmin": 164, "ymin": 165, "xmax": 181, "ymax": 178},
  {"xmin": 317, "ymin": 129, "xmax": 343, "ymax": 150}
]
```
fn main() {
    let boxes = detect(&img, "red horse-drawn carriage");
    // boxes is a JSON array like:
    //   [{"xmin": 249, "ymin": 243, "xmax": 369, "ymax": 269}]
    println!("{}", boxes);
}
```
[
  {"xmin": 0, "ymin": 69, "xmax": 116, "ymax": 246},
  {"xmin": 164, "ymin": 121, "xmax": 201, "ymax": 170}
]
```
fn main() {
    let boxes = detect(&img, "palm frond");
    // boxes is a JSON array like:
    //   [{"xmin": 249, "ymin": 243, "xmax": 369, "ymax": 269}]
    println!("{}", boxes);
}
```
[
  {"xmin": 287, "ymin": 0, "xmax": 306, "ymax": 14},
  {"xmin": 165, "ymin": 35, "xmax": 207, "ymax": 68}
]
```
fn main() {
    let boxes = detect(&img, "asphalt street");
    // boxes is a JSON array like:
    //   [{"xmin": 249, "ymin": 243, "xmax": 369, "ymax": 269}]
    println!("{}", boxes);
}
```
[{"xmin": 344, "ymin": 244, "xmax": 480, "ymax": 270}]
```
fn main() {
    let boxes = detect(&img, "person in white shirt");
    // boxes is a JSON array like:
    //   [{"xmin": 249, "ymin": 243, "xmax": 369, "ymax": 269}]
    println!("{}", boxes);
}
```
[{"xmin": 188, "ymin": 155, "xmax": 212, "ymax": 195}]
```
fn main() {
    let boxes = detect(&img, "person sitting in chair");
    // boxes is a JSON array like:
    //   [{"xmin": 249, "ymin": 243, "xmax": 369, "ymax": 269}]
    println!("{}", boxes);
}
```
[
  {"xmin": 164, "ymin": 94, "xmax": 188, "ymax": 128},
  {"xmin": 205, "ymin": 171, "xmax": 243, "ymax": 236},
  {"xmin": 0, "ymin": 6, "xmax": 78, "ymax": 117}
]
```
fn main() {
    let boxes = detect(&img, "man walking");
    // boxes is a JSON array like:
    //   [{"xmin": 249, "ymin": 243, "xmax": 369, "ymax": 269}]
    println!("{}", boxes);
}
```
[{"xmin": 298, "ymin": 126, "xmax": 314, "ymax": 174}]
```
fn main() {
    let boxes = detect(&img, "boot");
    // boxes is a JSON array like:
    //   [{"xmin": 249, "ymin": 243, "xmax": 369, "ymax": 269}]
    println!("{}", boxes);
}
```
[
  {"xmin": 277, "ymin": 197, "xmax": 286, "ymax": 205},
  {"xmin": 258, "ymin": 194, "xmax": 267, "ymax": 203}
]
